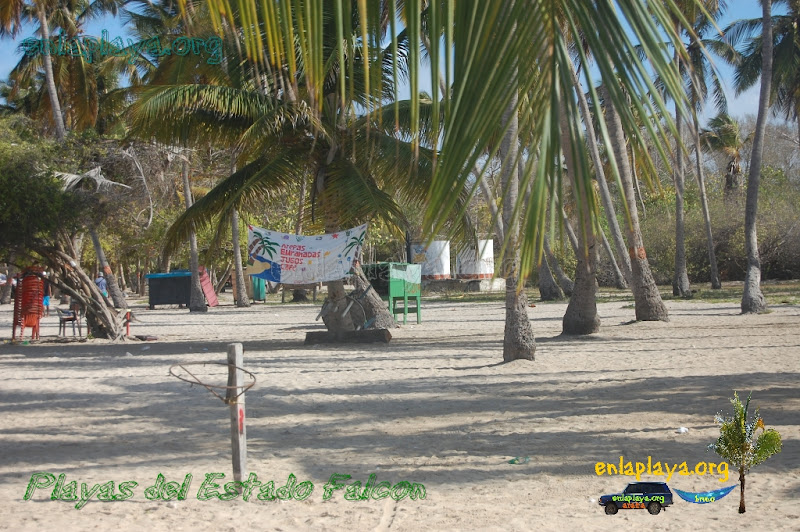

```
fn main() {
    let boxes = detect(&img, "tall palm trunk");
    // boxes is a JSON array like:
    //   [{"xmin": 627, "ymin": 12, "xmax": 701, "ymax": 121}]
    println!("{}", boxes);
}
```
[
  {"xmin": 500, "ymin": 91, "xmax": 535, "ymax": 360},
  {"xmin": 182, "ymin": 159, "xmax": 207, "ymax": 313},
  {"xmin": 231, "ymin": 207, "xmax": 250, "ymax": 307},
  {"xmin": 742, "ymin": 0, "xmax": 772, "ymax": 314},
  {"xmin": 89, "ymin": 227, "xmax": 127, "ymax": 309},
  {"xmin": 35, "ymin": 3, "xmax": 66, "ymax": 141},
  {"xmin": 560, "ymin": 103, "xmax": 600, "ymax": 335},
  {"xmin": 601, "ymin": 86, "xmax": 669, "ymax": 321},
  {"xmin": 672, "ymin": 51, "xmax": 692, "ymax": 298},
  {"xmin": 691, "ymin": 108, "xmax": 722, "ymax": 289},
  {"xmin": 230, "ymin": 157, "xmax": 250, "ymax": 308}
]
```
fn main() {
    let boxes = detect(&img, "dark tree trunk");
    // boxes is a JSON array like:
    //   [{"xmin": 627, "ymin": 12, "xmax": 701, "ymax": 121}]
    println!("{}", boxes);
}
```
[
  {"xmin": 602, "ymin": 86, "xmax": 668, "ymax": 321},
  {"xmin": 231, "ymin": 208, "xmax": 250, "ymax": 308},
  {"xmin": 181, "ymin": 159, "xmax": 207, "ymax": 313},
  {"xmin": 231, "ymin": 153, "xmax": 250, "ymax": 308},
  {"xmin": 500, "ymin": 90, "xmax": 535, "ymax": 361},
  {"xmin": 738, "ymin": 468, "xmax": 746, "ymax": 513},
  {"xmin": 0, "ymin": 256, "xmax": 15, "ymax": 304},
  {"xmin": 538, "ymin": 256, "xmax": 564, "ymax": 301},
  {"xmin": 543, "ymin": 237, "xmax": 573, "ymax": 296},
  {"xmin": 742, "ymin": 0, "xmax": 771, "ymax": 314},
  {"xmin": 89, "ymin": 227, "xmax": 127, "ymax": 309}
]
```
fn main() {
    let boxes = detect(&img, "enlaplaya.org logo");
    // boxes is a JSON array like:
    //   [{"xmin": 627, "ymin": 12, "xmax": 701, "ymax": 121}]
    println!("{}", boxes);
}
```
[
  {"xmin": 20, "ymin": 30, "xmax": 222, "ymax": 65},
  {"xmin": 595, "ymin": 456, "xmax": 729, "ymax": 482}
]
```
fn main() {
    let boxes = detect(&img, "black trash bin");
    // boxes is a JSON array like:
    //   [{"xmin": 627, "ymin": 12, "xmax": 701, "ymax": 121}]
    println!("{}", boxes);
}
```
[{"xmin": 145, "ymin": 271, "xmax": 192, "ymax": 309}]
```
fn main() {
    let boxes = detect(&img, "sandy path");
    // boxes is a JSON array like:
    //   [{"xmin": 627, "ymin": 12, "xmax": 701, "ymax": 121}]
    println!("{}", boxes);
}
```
[{"xmin": 1, "ymin": 298, "xmax": 798, "ymax": 531}]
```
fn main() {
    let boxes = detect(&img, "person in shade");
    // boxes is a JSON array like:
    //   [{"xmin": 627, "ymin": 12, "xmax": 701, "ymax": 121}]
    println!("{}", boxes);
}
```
[{"xmin": 95, "ymin": 272, "xmax": 108, "ymax": 298}]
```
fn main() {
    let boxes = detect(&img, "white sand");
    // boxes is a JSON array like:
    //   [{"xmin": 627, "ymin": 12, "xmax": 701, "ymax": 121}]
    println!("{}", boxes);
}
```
[{"xmin": 1, "ymin": 297, "xmax": 799, "ymax": 531}]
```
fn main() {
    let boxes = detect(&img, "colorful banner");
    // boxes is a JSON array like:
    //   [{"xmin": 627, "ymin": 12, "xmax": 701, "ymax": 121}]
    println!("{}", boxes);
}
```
[
  {"xmin": 673, "ymin": 485, "xmax": 737, "ymax": 504},
  {"xmin": 247, "ymin": 223, "xmax": 367, "ymax": 284}
]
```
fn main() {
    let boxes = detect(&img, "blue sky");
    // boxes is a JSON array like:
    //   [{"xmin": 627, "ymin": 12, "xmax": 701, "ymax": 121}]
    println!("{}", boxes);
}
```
[{"xmin": 0, "ymin": 2, "xmax": 775, "ymax": 124}]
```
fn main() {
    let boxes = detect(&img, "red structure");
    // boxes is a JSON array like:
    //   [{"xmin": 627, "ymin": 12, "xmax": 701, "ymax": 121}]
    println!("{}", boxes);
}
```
[{"xmin": 12, "ymin": 269, "xmax": 44, "ymax": 340}]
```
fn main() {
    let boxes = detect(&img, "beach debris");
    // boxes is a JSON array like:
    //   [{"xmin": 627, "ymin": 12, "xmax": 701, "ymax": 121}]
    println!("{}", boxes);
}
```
[
  {"xmin": 141, "ymin": 346, "xmax": 150, "ymax": 351},
  {"xmin": 676, "ymin": 427, "xmax": 689, "ymax": 434},
  {"xmin": 508, "ymin": 456, "xmax": 530, "ymax": 464},
  {"xmin": 125, "ymin": 352, "xmax": 133, "ymax": 357}
]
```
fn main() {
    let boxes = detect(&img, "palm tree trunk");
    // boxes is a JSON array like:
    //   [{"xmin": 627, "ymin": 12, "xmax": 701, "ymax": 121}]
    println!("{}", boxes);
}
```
[
  {"xmin": 560, "ymin": 102, "xmax": 599, "ymax": 335},
  {"xmin": 600, "ymin": 229, "xmax": 628, "ymax": 289},
  {"xmin": 738, "ymin": 467, "xmax": 746, "ymax": 513},
  {"xmin": 742, "ymin": 0, "xmax": 772, "ymax": 314},
  {"xmin": 500, "ymin": 90, "xmax": 535, "ymax": 360},
  {"xmin": 182, "ymin": 159, "xmax": 207, "ymax": 313},
  {"xmin": 543, "ymin": 236, "xmax": 573, "ymax": 296},
  {"xmin": 89, "ymin": 227, "xmax": 127, "ymax": 309},
  {"xmin": 601, "ymin": 86, "xmax": 669, "ymax": 321},
  {"xmin": 672, "ymin": 54, "xmax": 692, "ymax": 298},
  {"xmin": 230, "ymin": 152, "xmax": 250, "ymax": 308},
  {"xmin": 569, "ymin": 61, "xmax": 632, "ymax": 284},
  {"xmin": 691, "ymin": 109, "xmax": 722, "ymax": 289},
  {"xmin": 231, "ymin": 207, "xmax": 250, "ymax": 307},
  {"xmin": 35, "ymin": 3, "xmax": 66, "ymax": 141},
  {"xmin": 538, "ymin": 256, "xmax": 564, "ymax": 301}
]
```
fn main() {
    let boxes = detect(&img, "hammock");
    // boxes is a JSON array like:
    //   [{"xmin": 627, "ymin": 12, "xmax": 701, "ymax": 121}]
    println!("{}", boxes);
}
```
[{"xmin": 673, "ymin": 484, "xmax": 737, "ymax": 504}]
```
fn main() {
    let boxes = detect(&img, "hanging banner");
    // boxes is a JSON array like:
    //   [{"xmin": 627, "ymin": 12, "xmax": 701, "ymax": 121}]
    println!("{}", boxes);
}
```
[{"xmin": 246, "ymin": 223, "xmax": 367, "ymax": 284}]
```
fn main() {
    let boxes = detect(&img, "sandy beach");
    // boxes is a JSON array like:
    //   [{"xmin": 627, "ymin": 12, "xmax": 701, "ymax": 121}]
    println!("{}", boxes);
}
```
[{"xmin": 1, "ymin": 297, "xmax": 798, "ymax": 531}]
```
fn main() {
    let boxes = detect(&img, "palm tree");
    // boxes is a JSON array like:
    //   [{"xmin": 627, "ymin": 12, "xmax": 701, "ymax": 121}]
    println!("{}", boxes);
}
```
[
  {"xmin": 500, "ymin": 88, "xmax": 535, "ymax": 359},
  {"xmin": 700, "ymin": 113, "xmax": 749, "ymax": 194},
  {"xmin": 708, "ymin": 392, "xmax": 782, "ymax": 513},
  {"xmin": 0, "ymin": 0, "xmax": 67, "ymax": 140},
  {"xmin": 669, "ymin": 3, "xmax": 693, "ymax": 298},
  {"xmin": 725, "ymin": 0, "xmax": 800, "ymax": 146},
  {"xmin": 741, "ymin": 0, "xmax": 773, "ymax": 314},
  {"xmin": 682, "ymin": 2, "xmax": 727, "ymax": 289},
  {"xmin": 600, "ymin": 84, "xmax": 669, "ymax": 321}
]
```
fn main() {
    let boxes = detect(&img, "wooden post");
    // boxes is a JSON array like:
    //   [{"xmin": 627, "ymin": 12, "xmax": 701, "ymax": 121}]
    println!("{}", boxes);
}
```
[{"xmin": 226, "ymin": 343, "xmax": 247, "ymax": 488}]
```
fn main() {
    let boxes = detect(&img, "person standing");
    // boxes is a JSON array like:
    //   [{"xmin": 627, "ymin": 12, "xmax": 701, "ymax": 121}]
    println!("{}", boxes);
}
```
[{"xmin": 95, "ymin": 272, "xmax": 108, "ymax": 298}]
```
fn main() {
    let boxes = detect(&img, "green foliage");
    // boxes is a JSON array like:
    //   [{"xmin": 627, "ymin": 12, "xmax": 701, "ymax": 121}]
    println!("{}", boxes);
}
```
[
  {"xmin": 639, "ymin": 165, "xmax": 800, "ymax": 283},
  {"xmin": 0, "ymin": 118, "xmax": 88, "ymax": 256},
  {"xmin": 709, "ymin": 391, "xmax": 782, "ymax": 474}
]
